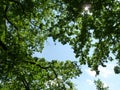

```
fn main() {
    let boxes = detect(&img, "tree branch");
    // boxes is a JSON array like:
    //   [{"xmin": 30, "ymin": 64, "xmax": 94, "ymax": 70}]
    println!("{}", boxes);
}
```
[
  {"xmin": 24, "ymin": 60, "xmax": 58, "ymax": 78},
  {"xmin": 0, "ymin": 40, "xmax": 7, "ymax": 50},
  {"xmin": 50, "ymin": 65, "xmax": 58, "ymax": 78},
  {"xmin": 24, "ymin": 60, "xmax": 50, "ymax": 69},
  {"xmin": 22, "ymin": 79, "xmax": 30, "ymax": 90},
  {"xmin": 17, "ymin": 74, "xmax": 30, "ymax": 90},
  {"xmin": 4, "ymin": 5, "xmax": 21, "ymax": 42},
  {"xmin": 4, "ymin": 5, "xmax": 18, "ymax": 30}
]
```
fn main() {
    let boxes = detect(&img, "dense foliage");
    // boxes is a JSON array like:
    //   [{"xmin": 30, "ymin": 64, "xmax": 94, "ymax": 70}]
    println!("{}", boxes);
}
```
[{"xmin": 0, "ymin": 0, "xmax": 120, "ymax": 89}]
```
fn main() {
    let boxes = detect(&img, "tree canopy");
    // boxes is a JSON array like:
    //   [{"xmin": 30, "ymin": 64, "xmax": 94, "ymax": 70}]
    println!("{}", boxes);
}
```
[
  {"xmin": 0, "ymin": 0, "xmax": 120, "ymax": 89},
  {"xmin": 94, "ymin": 79, "xmax": 109, "ymax": 90}
]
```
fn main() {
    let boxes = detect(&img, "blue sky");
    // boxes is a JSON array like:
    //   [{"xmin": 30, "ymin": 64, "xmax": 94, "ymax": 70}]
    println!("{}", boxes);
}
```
[{"xmin": 33, "ymin": 37, "xmax": 120, "ymax": 90}]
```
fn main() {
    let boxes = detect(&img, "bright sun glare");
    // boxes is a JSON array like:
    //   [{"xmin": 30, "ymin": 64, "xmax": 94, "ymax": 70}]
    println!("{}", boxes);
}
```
[
  {"xmin": 83, "ymin": 4, "xmax": 91, "ymax": 11},
  {"xmin": 84, "ymin": 6, "xmax": 89, "ymax": 11},
  {"xmin": 82, "ymin": 4, "xmax": 92, "ymax": 15}
]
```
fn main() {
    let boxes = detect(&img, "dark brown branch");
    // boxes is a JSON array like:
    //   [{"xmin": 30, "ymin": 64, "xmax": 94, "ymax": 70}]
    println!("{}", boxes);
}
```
[
  {"xmin": 17, "ymin": 74, "xmax": 30, "ymax": 90},
  {"xmin": 22, "ymin": 79, "xmax": 30, "ymax": 90},
  {"xmin": 24, "ymin": 60, "xmax": 58, "ymax": 78},
  {"xmin": 50, "ymin": 65, "xmax": 58, "ymax": 78},
  {"xmin": 4, "ymin": 5, "xmax": 21, "ymax": 42},
  {"xmin": 4, "ymin": 5, "xmax": 18, "ymax": 30},
  {"xmin": 0, "ymin": 40, "xmax": 7, "ymax": 50}
]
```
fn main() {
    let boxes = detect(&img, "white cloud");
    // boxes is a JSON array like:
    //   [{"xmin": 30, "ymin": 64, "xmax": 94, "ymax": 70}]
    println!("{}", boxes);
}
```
[
  {"xmin": 86, "ymin": 79, "xmax": 94, "ymax": 86},
  {"xmin": 98, "ymin": 64, "xmax": 114, "ymax": 78},
  {"xmin": 103, "ymin": 82, "xmax": 108, "ymax": 88},
  {"xmin": 86, "ymin": 64, "xmax": 115, "ymax": 78},
  {"xmin": 86, "ymin": 68, "xmax": 96, "ymax": 77}
]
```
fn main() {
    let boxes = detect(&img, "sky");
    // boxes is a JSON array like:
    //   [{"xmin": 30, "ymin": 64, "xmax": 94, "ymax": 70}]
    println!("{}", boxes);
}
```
[{"xmin": 33, "ymin": 37, "xmax": 120, "ymax": 90}]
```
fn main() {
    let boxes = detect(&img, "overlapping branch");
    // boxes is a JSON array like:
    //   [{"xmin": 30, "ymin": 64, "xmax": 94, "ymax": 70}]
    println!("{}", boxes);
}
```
[{"xmin": 24, "ymin": 60, "xmax": 58, "ymax": 78}]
